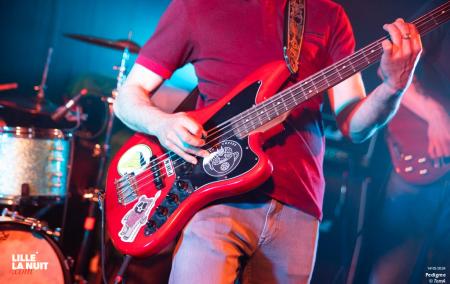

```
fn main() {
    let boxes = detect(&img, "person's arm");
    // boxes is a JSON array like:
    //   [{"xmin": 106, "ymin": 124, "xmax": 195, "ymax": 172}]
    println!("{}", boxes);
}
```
[
  {"xmin": 113, "ymin": 64, "xmax": 208, "ymax": 164},
  {"xmin": 329, "ymin": 18, "xmax": 422, "ymax": 142},
  {"xmin": 400, "ymin": 78, "xmax": 450, "ymax": 158}
]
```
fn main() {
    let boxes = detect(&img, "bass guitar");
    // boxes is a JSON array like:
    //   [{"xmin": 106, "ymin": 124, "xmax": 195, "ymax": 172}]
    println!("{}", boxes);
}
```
[
  {"xmin": 387, "ymin": 105, "xmax": 449, "ymax": 185},
  {"xmin": 105, "ymin": 2, "xmax": 450, "ymax": 257}
]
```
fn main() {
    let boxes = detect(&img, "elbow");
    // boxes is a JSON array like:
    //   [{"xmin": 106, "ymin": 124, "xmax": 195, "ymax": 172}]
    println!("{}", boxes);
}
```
[
  {"xmin": 346, "ymin": 128, "xmax": 377, "ymax": 143},
  {"xmin": 338, "ymin": 120, "xmax": 377, "ymax": 143},
  {"xmin": 112, "ymin": 98, "xmax": 122, "ymax": 118},
  {"xmin": 113, "ymin": 88, "xmax": 128, "ymax": 122}
]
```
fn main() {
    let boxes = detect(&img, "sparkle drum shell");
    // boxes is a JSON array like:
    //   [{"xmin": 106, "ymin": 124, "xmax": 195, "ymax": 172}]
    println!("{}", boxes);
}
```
[
  {"xmin": 0, "ymin": 127, "xmax": 72, "ymax": 204},
  {"xmin": 0, "ymin": 217, "xmax": 71, "ymax": 283}
]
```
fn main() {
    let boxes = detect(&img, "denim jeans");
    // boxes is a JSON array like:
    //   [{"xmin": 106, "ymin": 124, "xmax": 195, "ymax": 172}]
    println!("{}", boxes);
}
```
[{"xmin": 168, "ymin": 193, "xmax": 319, "ymax": 284}]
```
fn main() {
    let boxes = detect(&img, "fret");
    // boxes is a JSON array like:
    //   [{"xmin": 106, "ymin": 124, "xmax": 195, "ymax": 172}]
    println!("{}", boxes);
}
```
[
  {"xmin": 230, "ymin": 2, "xmax": 449, "ymax": 139},
  {"xmin": 308, "ymin": 79, "xmax": 319, "ymax": 94},
  {"xmin": 255, "ymin": 106, "xmax": 263, "ymax": 126},
  {"xmin": 281, "ymin": 96, "xmax": 289, "ymax": 113},
  {"xmin": 339, "ymin": 60, "xmax": 354, "ymax": 77},
  {"xmin": 362, "ymin": 52, "xmax": 371, "ymax": 65},
  {"xmin": 281, "ymin": 96, "xmax": 289, "ymax": 111},
  {"xmin": 307, "ymin": 87, "xmax": 316, "ymax": 100},
  {"xmin": 300, "ymin": 85, "xmax": 312, "ymax": 103},
  {"xmin": 288, "ymin": 88, "xmax": 297, "ymax": 106},
  {"xmin": 241, "ymin": 124, "xmax": 249, "ymax": 137},
  {"xmin": 263, "ymin": 105, "xmax": 271, "ymax": 121},
  {"xmin": 244, "ymin": 111, "xmax": 254, "ymax": 131},
  {"xmin": 257, "ymin": 107, "xmax": 267, "ymax": 126},
  {"xmin": 321, "ymin": 71, "xmax": 330, "ymax": 89},
  {"xmin": 349, "ymin": 60, "xmax": 356, "ymax": 73},
  {"xmin": 431, "ymin": 13, "xmax": 440, "ymax": 26},
  {"xmin": 273, "ymin": 100, "xmax": 280, "ymax": 116},
  {"xmin": 334, "ymin": 65, "xmax": 343, "ymax": 80},
  {"xmin": 234, "ymin": 113, "xmax": 246, "ymax": 137}
]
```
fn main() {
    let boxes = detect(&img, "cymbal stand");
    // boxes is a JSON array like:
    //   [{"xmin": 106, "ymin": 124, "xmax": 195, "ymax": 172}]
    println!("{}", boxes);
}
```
[{"xmin": 73, "ymin": 47, "xmax": 130, "ymax": 284}]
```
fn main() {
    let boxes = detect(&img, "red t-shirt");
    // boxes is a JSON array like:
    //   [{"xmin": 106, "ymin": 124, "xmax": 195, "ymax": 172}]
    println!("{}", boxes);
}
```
[{"xmin": 137, "ymin": 0, "xmax": 355, "ymax": 220}]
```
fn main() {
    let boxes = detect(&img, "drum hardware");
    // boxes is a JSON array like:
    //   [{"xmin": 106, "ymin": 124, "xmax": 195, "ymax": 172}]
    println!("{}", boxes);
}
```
[
  {"xmin": 64, "ymin": 33, "xmax": 140, "ymax": 54},
  {"xmin": 80, "ymin": 188, "xmax": 103, "ymax": 202},
  {"xmin": 0, "ymin": 82, "xmax": 18, "ymax": 92},
  {"xmin": 1, "ymin": 208, "xmax": 61, "ymax": 240},
  {"xmin": 51, "ymin": 89, "xmax": 88, "ymax": 122},
  {"xmin": 0, "ymin": 93, "xmax": 58, "ymax": 115},
  {"xmin": 69, "ymin": 32, "xmax": 139, "ymax": 284},
  {"xmin": 35, "ymin": 47, "xmax": 53, "ymax": 100}
]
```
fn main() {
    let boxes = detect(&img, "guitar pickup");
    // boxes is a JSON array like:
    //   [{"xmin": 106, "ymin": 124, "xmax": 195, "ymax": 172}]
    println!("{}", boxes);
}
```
[
  {"xmin": 150, "ymin": 156, "xmax": 164, "ymax": 190},
  {"xmin": 116, "ymin": 173, "xmax": 138, "ymax": 205}
]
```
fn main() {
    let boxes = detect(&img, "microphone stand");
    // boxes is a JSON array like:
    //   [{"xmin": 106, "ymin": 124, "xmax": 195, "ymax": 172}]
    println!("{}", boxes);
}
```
[
  {"xmin": 73, "ymin": 47, "xmax": 130, "ymax": 284},
  {"xmin": 34, "ymin": 48, "xmax": 53, "ymax": 111}
]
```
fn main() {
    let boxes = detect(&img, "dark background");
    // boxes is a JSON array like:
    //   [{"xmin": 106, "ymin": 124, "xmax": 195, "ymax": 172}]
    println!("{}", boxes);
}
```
[
  {"xmin": 0, "ymin": 0, "xmax": 434, "ymax": 283},
  {"xmin": 0, "ymin": 0, "xmax": 429, "ymax": 102}
]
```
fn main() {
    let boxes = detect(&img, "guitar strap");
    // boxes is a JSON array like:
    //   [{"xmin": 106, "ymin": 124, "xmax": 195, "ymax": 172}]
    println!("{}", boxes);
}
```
[{"xmin": 283, "ymin": 0, "xmax": 306, "ymax": 75}]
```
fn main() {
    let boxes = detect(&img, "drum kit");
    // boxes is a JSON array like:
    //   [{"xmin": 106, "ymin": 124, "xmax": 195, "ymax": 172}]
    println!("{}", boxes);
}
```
[{"xmin": 0, "ymin": 33, "xmax": 141, "ymax": 283}]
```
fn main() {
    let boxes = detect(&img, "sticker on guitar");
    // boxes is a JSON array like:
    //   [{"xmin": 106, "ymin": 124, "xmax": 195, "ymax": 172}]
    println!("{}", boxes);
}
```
[
  {"xmin": 119, "ymin": 191, "xmax": 161, "ymax": 242},
  {"xmin": 117, "ymin": 144, "xmax": 153, "ymax": 176},
  {"xmin": 203, "ymin": 140, "xmax": 243, "ymax": 177}
]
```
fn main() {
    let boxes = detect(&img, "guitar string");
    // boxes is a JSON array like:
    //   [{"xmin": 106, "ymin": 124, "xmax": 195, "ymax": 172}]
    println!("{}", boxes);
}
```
[
  {"xmin": 117, "ymin": 10, "xmax": 447, "ymax": 196},
  {"xmin": 204, "ymin": 1, "xmax": 449, "ymax": 140},
  {"xmin": 117, "ymin": 36, "xmax": 388, "ymax": 190},
  {"xmin": 117, "ymin": 8, "xmax": 445, "ymax": 197},
  {"xmin": 116, "ymin": 8, "xmax": 448, "ymax": 195},
  {"xmin": 116, "ymin": 41, "xmax": 385, "ymax": 193},
  {"xmin": 117, "ymin": 49, "xmax": 385, "ymax": 197}
]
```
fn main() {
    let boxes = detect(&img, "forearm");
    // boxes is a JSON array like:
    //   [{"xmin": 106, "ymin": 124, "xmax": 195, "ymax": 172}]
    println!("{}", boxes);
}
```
[
  {"xmin": 340, "ymin": 83, "xmax": 403, "ymax": 142},
  {"xmin": 114, "ymin": 84, "xmax": 169, "ymax": 135}
]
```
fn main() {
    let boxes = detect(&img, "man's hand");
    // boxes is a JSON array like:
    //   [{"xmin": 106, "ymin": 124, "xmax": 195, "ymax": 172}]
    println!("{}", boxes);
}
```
[
  {"xmin": 153, "ymin": 112, "xmax": 209, "ymax": 164},
  {"xmin": 380, "ymin": 18, "xmax": 422, "ymax": 94},
  {"xmin": 427, "ymin": 111, "xmax": 450, "ymax": 159},
  {"xmin": 114, "ymin": 64, "xmax": 209, "ymax": 165}
]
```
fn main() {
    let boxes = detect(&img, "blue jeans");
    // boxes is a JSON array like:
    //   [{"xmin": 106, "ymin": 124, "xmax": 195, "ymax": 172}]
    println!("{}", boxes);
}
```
[
  {"xmin": 370, "ymin": 172, "xmax": 450, "ymax": 284},
  {"xmin": 168, "ymin": 193, "xmax": 319, "ymax": 284}
]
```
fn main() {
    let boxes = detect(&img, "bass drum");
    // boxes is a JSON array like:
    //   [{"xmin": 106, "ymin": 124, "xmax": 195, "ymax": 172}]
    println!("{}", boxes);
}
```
[{"xmin": 0, "ymin": 218, "xmax": 71, "ymax": 283}]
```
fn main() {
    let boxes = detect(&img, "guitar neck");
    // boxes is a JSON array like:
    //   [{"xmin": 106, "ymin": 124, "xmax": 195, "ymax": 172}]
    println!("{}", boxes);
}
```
[{"xmin": 235, "ymin": 1, "xmax": 450, "ymax": 136}]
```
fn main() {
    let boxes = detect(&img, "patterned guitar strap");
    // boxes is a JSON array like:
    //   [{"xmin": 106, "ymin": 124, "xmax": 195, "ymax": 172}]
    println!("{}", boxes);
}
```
[
  {"xmin": 179, "ymin": 0, "xmax": 306, "ymax": 110},
  {"xmin": 283, "ymin": 0, "xmax": 306, "ymax": 75}
]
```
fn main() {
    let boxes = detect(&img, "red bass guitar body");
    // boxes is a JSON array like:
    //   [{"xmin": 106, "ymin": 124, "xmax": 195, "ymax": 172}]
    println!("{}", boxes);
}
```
[
  {"xmin": 387, "ymin": 105, "xmax": 450, "ymax": 185},
  {"xmin": 105, "ymin": 0, "xmax": 450, "ymax": 256},
  {"xmin": 105, "ymin": 61, "xmax": 291, "ymax": 257}
]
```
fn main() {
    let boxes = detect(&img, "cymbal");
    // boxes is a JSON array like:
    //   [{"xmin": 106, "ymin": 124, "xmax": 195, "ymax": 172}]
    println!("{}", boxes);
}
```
[
  {"xmin": 0, "ymin": 94, "xmax": 58, "ymax": 115},
  {"xmin": 65, "ymin": 33, "xmax": 141, "ymax": 54}
]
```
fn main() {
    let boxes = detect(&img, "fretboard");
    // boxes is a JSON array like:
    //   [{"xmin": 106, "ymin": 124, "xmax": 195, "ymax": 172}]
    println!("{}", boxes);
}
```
[{"xmin": 233, "ymin": 1, "xmax": 450, "ymax": 138}]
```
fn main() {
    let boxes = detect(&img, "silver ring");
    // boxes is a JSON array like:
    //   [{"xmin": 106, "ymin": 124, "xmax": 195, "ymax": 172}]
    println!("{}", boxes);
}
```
[{"xmin": 402, "ymin": 33, "xmax": 411, "ymax": 40}]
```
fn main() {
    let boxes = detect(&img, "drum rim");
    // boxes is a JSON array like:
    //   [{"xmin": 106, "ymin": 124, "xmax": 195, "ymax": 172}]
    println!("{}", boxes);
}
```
[
  {"xmin": 0, "ymin": 126, "xmax": 73, "ymax": 139},
  {"xmin": 0, "ymin": 196, "xmax": 66, "ymax": 206},
  {"xmin": 0, "ymin": 220, "xmax": 72, "ymax": 284}
]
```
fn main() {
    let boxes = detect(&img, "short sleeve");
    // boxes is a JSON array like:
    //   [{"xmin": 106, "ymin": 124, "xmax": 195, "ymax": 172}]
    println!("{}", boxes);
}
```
[
  {"xmin": 136, "ymin": 0, "xmax": 194, "ymax": 79},
  {"xmin": 326, "ymin": 5, "xmax": 355, "ymax": 64}
]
